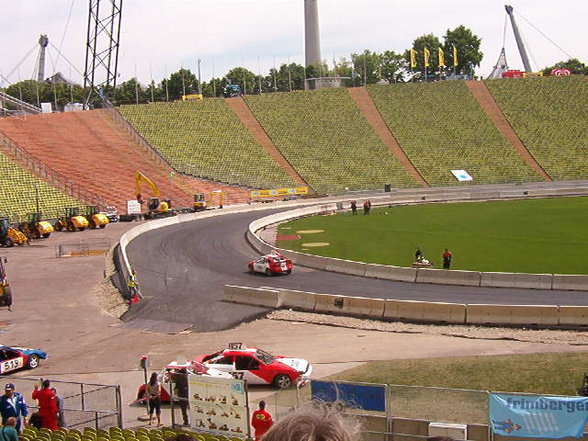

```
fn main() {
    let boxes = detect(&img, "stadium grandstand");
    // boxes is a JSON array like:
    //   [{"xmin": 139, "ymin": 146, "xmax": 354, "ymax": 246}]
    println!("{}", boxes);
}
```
[
  {"xmin": 485, "ymin": 76, "xmax": 588, "ymax": 181},
  {"xmin": 0, "ymin": 149, "xmax": 82, "ymax": 220},
  {"xmin": 244, "ymin": 88, "xmax": 419, "ymax": 194},
  {"xmin": 118, "ymin": 99, "xmax": 297, "ymax": 190},
  {"xmin": 367, "ymin": 81, "xmax": 544, "ymax": 186}
]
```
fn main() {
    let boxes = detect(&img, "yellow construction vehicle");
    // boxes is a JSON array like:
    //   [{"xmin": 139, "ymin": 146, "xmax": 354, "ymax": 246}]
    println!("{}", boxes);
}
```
[
  {"xmin": 0, "ymin": 257, "xmax": 12, "ymax": 309},
  {"xmin": 19, "ymin": 213, "xmax": 54, "ymax": 239},
  {"xmin": 54, "ymin": 207, "xmax": 89, "ymax": 232},
  {"xmin": 83, "ymin": 205, "xmax": 110, "ymax": 229},
  {"xmin": 193, "ymin": 190, "xmax": 224, "ymax": 212},
  {"xmin": 0, "ymin": 218, "xmax": 28, "ymax": 247},
  {"xmin": 135, "ymin": 170, "xmax": 175, "ymax": 219}
]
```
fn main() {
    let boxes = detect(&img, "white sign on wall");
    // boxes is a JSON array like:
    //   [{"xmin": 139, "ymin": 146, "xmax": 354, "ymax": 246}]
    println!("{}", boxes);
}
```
[
  {"xmin": 451, "ymin": 169, "xmax": 473, "ymax": 182},
  {"xmin": 188, "ymin": 375, "xmax": 250, "ymax": 437},
  {"xmin": 126, "ymin": 200, "xmax": 142, "ymax": 215}
]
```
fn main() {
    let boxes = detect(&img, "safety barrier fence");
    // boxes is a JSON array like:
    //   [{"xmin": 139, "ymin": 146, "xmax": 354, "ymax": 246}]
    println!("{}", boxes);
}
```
[
  {"xmin": 5, "ymin": 377, "xmax": 121, "ymax": 430},
  {"xmin": 222, "ymin": 285, "xmax": 588, "ymax": 327}
]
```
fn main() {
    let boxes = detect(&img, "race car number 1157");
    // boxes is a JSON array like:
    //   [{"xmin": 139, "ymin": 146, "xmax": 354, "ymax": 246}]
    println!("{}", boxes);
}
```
[{"xmin": 1, "ymin": 358, "xmax": 23, "ymax": 373}]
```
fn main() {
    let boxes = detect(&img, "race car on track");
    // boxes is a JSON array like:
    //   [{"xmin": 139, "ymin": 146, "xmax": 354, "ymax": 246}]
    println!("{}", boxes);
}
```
[
  {"xmin": 248, "ymin": 251, "xmax": 292, "ymax": 276},
  {"xmin": 136, "ymin": 360, "xmax": 233, "ymax": 403},
  {"xmin": 0, "ymin": 346, "xmax": 47, "ymax": 374},
  {"xmin": 195, "ymin": 342, "xmax": 312, "ymax": 389}
]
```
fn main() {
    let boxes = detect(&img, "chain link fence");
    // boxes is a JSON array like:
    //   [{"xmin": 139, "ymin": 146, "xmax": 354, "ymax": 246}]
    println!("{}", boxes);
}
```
[{"xmin": 7, "ymin": 377, "xmax": 121, "ymax": 430}]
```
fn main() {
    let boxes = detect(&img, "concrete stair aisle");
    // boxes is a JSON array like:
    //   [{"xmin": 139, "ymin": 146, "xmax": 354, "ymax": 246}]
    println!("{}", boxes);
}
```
[{"xmin": 0, "ymin": 110, "xmax": 251, "ymax": 211}]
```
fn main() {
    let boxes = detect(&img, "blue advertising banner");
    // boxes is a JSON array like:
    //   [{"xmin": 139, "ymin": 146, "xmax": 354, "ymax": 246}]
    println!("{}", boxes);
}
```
[
  {"xmin": 310, "ymin": 381, "xmax": 386, "ymax": 412},
  {"xmin": 489, "ymin": 393, "xmax": 588, "ymax": 439}
]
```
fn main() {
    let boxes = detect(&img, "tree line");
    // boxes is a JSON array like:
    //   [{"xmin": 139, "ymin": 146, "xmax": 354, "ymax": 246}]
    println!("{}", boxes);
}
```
[{"xmin": 1, "ymin": 25, "xmax": 585, "ymax": 109}]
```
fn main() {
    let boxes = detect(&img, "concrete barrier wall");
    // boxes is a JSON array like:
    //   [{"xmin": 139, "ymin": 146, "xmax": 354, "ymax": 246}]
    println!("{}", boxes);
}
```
[
  {"xmin": 223, "ymin": 285, "xmax": 282, "ymax": 308},
  {"xmin": 385, "ymin": 299, "xmax": 466, "ymax": 324},
  {"xmin": 325, "ymin": 259, "xmax": 367, "ymax": 277},
  {"xmin": 558, "ymin": 306, "xmax": 588, "ymax": 326},
  {"xmin": 467, "ymin": 304, "xmax": 559, "ymax": 326},
  {"xmin": 279, "ymin": 289, "xmax": 317, "ymax": 311},
  {"xmin": 416, "ymin": 268, "xmax": 481, "ymax": 287},
  {"xmin": 364, "ymin": 264, "xmax": 417, "ymax": 282},
  {"xmin": 480, "ymin": 272, "xmax": 553, "ymax": 289},
  {"xmin": 552, "ymin": 274, "xmax": 588, "ymax": 291},
  {"xmin": 314, "ymin": 293, "xmax": 385, "ymax": 318}
]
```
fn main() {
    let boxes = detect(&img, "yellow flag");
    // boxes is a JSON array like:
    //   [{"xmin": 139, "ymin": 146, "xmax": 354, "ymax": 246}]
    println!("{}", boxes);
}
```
[
  {"xmin": 424, "ymin": 48, "xmax": 430, "ymax": 67},
  {"xmin": 410, "ymin": 49, "xmax": 416, "ymax": 68},
  {"xmin": 453, "ymin": 45, "xmax": 458, "ymax": 67},
  {"xmin": 438, "ymin": 48, "xmax": 445, "ymax": 67}
]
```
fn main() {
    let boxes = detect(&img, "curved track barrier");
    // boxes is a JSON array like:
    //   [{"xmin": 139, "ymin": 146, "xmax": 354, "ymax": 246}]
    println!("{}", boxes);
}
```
[{"xmin": 224, "ymin": 286, "xmax": 586, "ymax": 328}]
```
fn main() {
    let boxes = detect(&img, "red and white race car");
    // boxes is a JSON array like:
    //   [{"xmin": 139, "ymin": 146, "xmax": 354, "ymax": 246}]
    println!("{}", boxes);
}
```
[
  {"xmin": 248, "ymin": 251, "xmax": 292, "ymax": 276},
  {"xmin": 195, "ymin": 343, "xmax": 312, "ymax": 389},
  {"xmin": 136, "ymin": 360, "xmax": 233, "ymax": 403}
]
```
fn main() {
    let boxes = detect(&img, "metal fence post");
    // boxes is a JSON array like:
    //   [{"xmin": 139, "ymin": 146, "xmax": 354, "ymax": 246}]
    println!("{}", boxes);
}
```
[
  {"xmin": 81, "ymin": 384, "xmax": 85, "ymax": 411},
  {"xmin": 116, "ymin": 385, "xmax": 123, "ymax": 429}
]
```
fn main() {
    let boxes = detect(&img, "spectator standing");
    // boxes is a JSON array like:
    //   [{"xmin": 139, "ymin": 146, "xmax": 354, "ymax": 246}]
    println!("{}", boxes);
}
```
[
  {"xmin": 147, "ymin": 372, "xmax": 162, "ymax": 427},
  {"xmin": 127, "ymin": 270, "xmax": 140, "ymax": 305},
  {"xmin": 363, "ymin": 200, "xmax": 371, "ymax": 215},
  {"xmin": 0, "ymin": 417, "xmax": 18, "ymax": 441},
  {"xmin": 442, "ymin": 248, "xmax": 452, "ymax": 270},
  {"xmin": 51, "ymin": 388, "xmax": 66, "ymax": 428},
  {"xmin": 350, "ymin": 201, "xmax": 357, "ymax": 215},
  {"xmin": 251, "ymin": 400, "xmax": 273, "ymax": 441},
  {"xmin": 0, "ymin": 384, "xmax": 27, "ymax": 432},
  {"xmin": 31, "ymin": 380, "xmax": 58, "ymax": 430},
  {"xmin": 172, "ymin": 369, "xmax": 189, "ymax": 427}
]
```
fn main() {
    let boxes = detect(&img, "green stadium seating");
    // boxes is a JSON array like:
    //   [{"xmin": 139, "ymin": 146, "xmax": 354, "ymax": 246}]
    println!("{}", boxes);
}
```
[
  {"xmin": 245, "ymin": 89, "xmax": 418, "ymax": 193},
  {"xmin": 118, "ymin": 100, "xmax": 296, "ymax": 189},
  {"xmin": 368, "ymin": 81, "xmax": 541, "ymax": 186},
  {"xmin": 485, "ymin": 76, "xmax": 588, "ymax": 180},
  {"xmin": 0, "ymin": 150, "xmax": 83, "ymax": 220}
]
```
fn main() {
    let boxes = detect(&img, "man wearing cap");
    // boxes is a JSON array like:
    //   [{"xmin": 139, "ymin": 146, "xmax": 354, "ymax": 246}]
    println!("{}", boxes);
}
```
[{"xmin": 0, "ymin": 383, "xmax": 28, "ymax": 432}]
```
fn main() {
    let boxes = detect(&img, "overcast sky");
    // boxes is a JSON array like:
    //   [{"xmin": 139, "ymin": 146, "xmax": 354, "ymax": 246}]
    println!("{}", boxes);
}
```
[{"xmin": 0, "ymin": 0, "xmax": 584, "ymax": 87}]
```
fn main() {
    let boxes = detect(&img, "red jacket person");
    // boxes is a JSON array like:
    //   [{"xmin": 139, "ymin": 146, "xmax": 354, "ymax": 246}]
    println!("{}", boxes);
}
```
[
  {"xmin": 251, "ymin": 400, "xmax": 273, "ymax": 441},
  {"xmin": 31, "ymin": 380, "xmax": 58, "ymax": 430}
]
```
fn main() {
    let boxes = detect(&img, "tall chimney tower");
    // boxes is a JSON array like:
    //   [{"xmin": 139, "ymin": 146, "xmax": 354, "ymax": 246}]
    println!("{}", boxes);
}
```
[{"xmin": 304, "ymin": 0, "xmax": 321, "ymax": 67}]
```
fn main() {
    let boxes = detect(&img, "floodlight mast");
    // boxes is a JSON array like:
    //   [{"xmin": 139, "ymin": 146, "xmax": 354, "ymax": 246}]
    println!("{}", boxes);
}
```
[
  {"xmin": 505, "ymin": 5, "xmax": 532, "ymax": 72},
  {"xmin": 83, "ymin": 0, "xmax": 123, "ymax": 105},
  {"xmin": 37, "ymin": 35, "xmax": 49, "ymax": 82}
]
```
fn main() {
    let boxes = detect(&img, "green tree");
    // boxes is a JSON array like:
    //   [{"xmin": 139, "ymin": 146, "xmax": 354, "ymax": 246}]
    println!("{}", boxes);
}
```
[
  {"xmin": 224, "ymin": 67, "xmax": 257, "ymax": 95},
  {"xmin": 542, "ymin": 58, "xmax": 587, "ymax": 75},
  {"xmin": 443, "ymin": 25, "xmax": 483, "ymax": 76},
  {"xmin": 406, "ymin": 34, "xmax": 442, "ymax": 80},
  {"xmin": 114, "ymin": 78, "xmax": 148, "ymax": 104},
  {"xmin": 380, "ymin": 50, "xmax": 409, "ymax": 83},
  {"xmin": 165, "ymin": 68, "xmax": 199, "ymax": 100},
  {"xmin": 351, "ymin": 50, "xmax": 382, "ymax": 86},
  {"xmin": 5, "ymin": 80, "xmax": 46, "ymax": 107}
]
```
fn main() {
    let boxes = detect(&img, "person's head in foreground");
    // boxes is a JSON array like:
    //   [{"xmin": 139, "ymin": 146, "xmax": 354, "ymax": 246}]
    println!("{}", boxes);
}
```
[{"xmin": 262, "ymin": 403, "xmax": 360, "ymax": 441}]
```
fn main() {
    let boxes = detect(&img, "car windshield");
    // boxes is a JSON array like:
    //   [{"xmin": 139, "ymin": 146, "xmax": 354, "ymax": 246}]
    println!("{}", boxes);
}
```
[{"xmin": 255, "ymin": 349, "xmax": 275, "ymax": 365}]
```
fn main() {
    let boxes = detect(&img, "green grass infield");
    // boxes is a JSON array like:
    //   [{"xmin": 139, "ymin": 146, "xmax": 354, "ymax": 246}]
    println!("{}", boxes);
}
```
[{"xmin": 276, "ymin": 197, "xmax": 588, "ymax": 274}]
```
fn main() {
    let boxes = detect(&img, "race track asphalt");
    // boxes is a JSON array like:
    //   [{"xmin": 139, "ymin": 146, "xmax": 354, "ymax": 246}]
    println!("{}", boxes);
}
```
[{"xmin": 124, "ymin": 208, "xmax": 588, "ymax": 332}]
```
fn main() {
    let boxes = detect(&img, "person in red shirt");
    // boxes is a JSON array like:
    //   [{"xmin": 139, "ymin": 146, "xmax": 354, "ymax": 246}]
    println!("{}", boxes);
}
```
[
  {"xmin": 442, "ymin": 248, "xmax": 453, "ymax": 270},
  {"xmin": 31, "ymin": 380, "xmax": 58, "ymax": 430},
  {"xmin": 251, "ymin": 400, "xmax": 273, "ymax": 441}
]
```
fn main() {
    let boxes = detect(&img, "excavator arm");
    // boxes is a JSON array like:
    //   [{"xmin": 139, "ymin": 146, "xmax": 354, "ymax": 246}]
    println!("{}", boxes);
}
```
[{"xmin": 135, "ymin": 170, "xmax": 161, "ymax": 203}]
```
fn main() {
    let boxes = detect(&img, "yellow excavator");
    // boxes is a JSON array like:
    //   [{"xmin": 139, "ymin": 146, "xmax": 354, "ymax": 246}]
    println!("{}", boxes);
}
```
[
  {"xmin": 135, "ymin": 171, "xmax": 174, "ymax": 219},
  {"xmin": 83, "ymin": 206, "xmax": 110, "ymax": 229},
  {"xmin": 193, "ymin": 190, "xmax": 224, "ymax": 212},
  {"xmin": 0, "ymin": 218, "xmax": 29, "ymax": 247},
  {"xmin": 19, "ymin": 213, "xmax": 54, "ymax": 239}
]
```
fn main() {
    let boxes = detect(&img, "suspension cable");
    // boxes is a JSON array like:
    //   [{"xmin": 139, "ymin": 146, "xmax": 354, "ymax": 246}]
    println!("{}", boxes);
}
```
[{"xmin": 516, "ymin": 10, "xmax": 574, "ymax": 59}]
